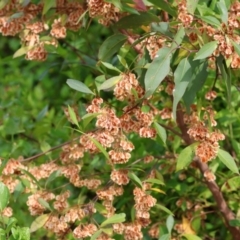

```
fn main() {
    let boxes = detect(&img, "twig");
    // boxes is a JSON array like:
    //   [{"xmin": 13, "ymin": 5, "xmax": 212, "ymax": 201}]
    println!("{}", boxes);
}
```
[
  {"xmin": 21, "ymin": 137, "xmax": 79, "ymax": 162},
  {"xmin": 158, "ymin": 122, "xmax": 182, "ymax": 137},
  {"xmin": 176, "ymin": 104, "xmax": 240, "ymax": 240}
]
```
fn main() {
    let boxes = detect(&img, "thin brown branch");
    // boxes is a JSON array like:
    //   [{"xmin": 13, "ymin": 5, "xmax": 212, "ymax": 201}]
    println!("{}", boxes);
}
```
[
  {"xmin": 176, "ymin": 104, "xmax": 240, "ymax": 240},
  {"xmin": 158, "ymin": 122, "xmax": 182, "ymax": 137},
  {"xmin": 21, "ymin": 137, "xmax": 79, "ymax": 162}
]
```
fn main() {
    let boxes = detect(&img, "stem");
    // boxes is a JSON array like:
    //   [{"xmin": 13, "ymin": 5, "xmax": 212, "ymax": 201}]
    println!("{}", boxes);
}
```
[{"xmin": 176, "ymin": 105, "xmax": 240, "ymax": 240}]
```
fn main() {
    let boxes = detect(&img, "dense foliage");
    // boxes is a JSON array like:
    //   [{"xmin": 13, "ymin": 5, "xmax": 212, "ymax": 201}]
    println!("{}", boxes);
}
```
[{"xmin": 1, "ymin": 0, "xmax": 240, "ymax": 239}]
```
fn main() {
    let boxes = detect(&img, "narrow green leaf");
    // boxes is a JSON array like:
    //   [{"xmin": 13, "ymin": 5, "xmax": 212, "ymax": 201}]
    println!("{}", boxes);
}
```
[
  {"xmin": 145, "ymin": 178, "xmax": 165, "ymax": 186},
  {"xmin": 99, "ymin": 76, "xmax": 122, "ymax": 91},
  {"xmin": 194, "ymin": 41, "xmax": 218, "ymax": 60},
  {"xmin": 68, "ymin": 105, "xmax": 80, "ymax": 127},
  {"xmin": 102, "ymin": 227, "xmax": 113, "ymax": 235},
  {"xmin": 166, "ymin": 215, "xmax": 174, "ymax": 233},
  {"xmin": 128, "ymin": 172, "xmax": 143, "ymax": 188},
  {"xmin": 30, "ymin": 214, "xmax": 49, "ymax": 233},
  {"xmin": 43, "ymin": 0, "xmax": 56, "ymax": 15},
  {"xmin": 151, "ymin": 22, "xmax": 172, "ymax": 37},
  {"xmin": 144, "ymin": 47, "xmax": 171, "ymax": 97},
  {"xmin": 200, "ymin": 15, "xmax": 221, "ymax": 28},
  {"xmin": 0, "ymin": 183, "xmax": 10, "ymax": 210},
  {"xmin": 176, "ymin": 145, "xmax": 194, "ymax": 171},
  {"xmin": 88, "ymin": 136, "xmax": 109, "ymax": 160},
  {"xmin": 173, "ymin": 57, "xmax": 192, "ymax": 120},
  {"xmin": 170, "ymin": 26, "xmax": 185, "ymax": 52},
  {"xmin": 115, "ymin": 12, "xmax": 160, "ymax": 29},
  {"xmin": 38, "ymin": 198, "xmax": 52, "ymax": 211},
  {"xmin": 90, "ymin": 229, "xmax": 102, "ymax": 240},
  {"xmin": 13, "ymin": 46, "xmax": 30, "ymax": 58},
  {"xmin": 100, "ymin": 62, "xmax": 122, "ymax": 73},
  {"xmin": 183, "ymin": 234, "xmax": 202, "ymax": 240},
  {"xmin": 98, "ymin": 34, "xmax": 127, "ymax": 61},
  {"xmin": 159, "ymin": 234, "xmax": 170, "ymax": 240},
  {"xmin": 217, "ymin": 56, "xmax": 231, "ymax": 104},
  {"xmin": 183, "ymin": 60, "xmax": 208, "ymax": 112},
  {"xmin": 82, "ymin": 113, "xmax": 100, "ymax": 128},
  {"xmin": 221, "ymin": 176, "xmax": 240, "ymax": 192},
  {"xmin": 231, "ymin": 41, "xmax": 240, "ymax": 56},
  {"xmin": 217, "ymin": 0, "xmax": 228, "ymax": 24},
  {"xmin": 217, "ymin": 149, "xmax": 239, "ymax": 174},
  {"xmin": 6, "ymin": 218, "xmax": 17, "ymax": 234},
  {"xmin": 150, "ymin": 188, "xmax": 165, "ymax": 194},
  {"xmin": 147, "ymin": 0, "xmax": 177, "ymax": 17},
  {"xmin": 100, "ymin": 213, "xmax": 126, "ymax": 227},
  {"xmin": 0, "ymin": 158, "xmax": 10, "ymax": 175},
  {"xmin": 45, "ymin": 170, "xmax": 61, "ymax": 187},
  {"xmin": 117, "ymin": 55, "xmax": 129, "ymax": 69},
  {"xmin": 21, "ymin": 169, "xmax": 42, "ymax": 189},
  {"xmin": 155, "ymin": 204, "xmax": 174, "ymax": 215},
  {"xmin": 187, "ymin": 0, "xmax": 199, "ymax": 14},
  {"xmin": 66, "ymin": 79, "xmax": 95, "ymax": 95},
  {"xmin": 153, "ymin": 122, "xmax": 167, "ymax": 144}
]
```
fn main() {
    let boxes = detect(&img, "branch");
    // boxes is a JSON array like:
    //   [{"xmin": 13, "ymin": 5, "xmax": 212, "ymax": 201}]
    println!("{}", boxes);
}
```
[
  {"xmin": 176, "ymin": 105, "xmax": 240, "ymax": 240},
  {"xmin": 21, "ymin": 137, "xmax": 79, "ymax": 162}
]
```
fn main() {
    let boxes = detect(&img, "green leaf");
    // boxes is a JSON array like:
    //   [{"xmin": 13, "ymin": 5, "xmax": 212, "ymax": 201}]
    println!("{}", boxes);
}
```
[
  {"xmin": 17, "ymin": 227, "xmax": 30, "ymax": 240},
  {"xmin": 229, "ymin": 219, "xmax": 240, "ymax": 227},
  {"xmin": 187, "ymin": 0, "xmax": 199, "ymax": 14},
  {"xmin": 153, "ymin": 122, "xmax": 167, "ymax": 144},
  {"xmin": 159, "ymin": 234, "xmax": 170, "ymax": 240},
  {"xmin": 30, "ymin": 214, "xmax": 49, "ymax": 233},
  {"xmin": 43, "ymin": 0, "xmax": 56, "ymax": 15},
  {"xmin": 13, "ymin": 47, "xmax": 30, "ymax": 59},
  {"xmin": 68, "ymin": 105, "xmax": 80, "ymax": 127},
  {"xmin": 0, "ymin": 0, "xmax": 9, "ymax": 10},
  {"xmin": 6, "ymin": 218, "xmax": 17, "ymax": 234},
  {"xmin": 90, "ymin": 229, "xmax": 102, "ymax": 240},
  {"xmin": 100, "ymin": 213, "xmax": 126, "ymax": 227},
  {"xmin": 170, "ymin": 26, "xmax": 185, "ymax": 52},
  {"xmin": 155, "ymin": 204, "xmax": 174, "ymax": 215},
  {"xmin": 128, "ymin": 172, "xmax": 143, "ymax": 188},
  {"xmin": 147, "ymin": 0, "xmax": 177, "ymax": 17},
  {"xmin": 21, "ymin": 169, "xmax": 42, "ymax": 189},
  {"xmin": 100, "ymin": 62, "xmax": 122, "ymax": 73},
  {"xmin": 151, "ymin": 22, "xmax": 172, "ymax": 37},
  {"xmin": 0, "ymin": 183, "xmax": 10, "ymax": 210},
  {"xmin": 217, "ymin": 56, "xmax": 231, "ymax": 104},
  {"xmin": 217, "ymin": 149, "xmax": 239, "ymax": 174},
  {"xmin": 217, "ymin": 0, "xmax": 228, "ymax": 24},
  {"xmin": 183, "ymin": 60, "xmax": 208, "ymax": 112},
  {"xmin": 199, "ymin": 15, "xmax": 221, "ymax": 28},
  {"xmin": 81, "ymin": 113, "xmax": 100, "ymax": 128},
  {"xmin": 194, "ymin": 41, "xmax": 218, "ymax": 60},
  {"xmin": 176, "ymin": 145, "xmax": 195, "ymax": 172},
  {"xmin": 99, "ymin": 76, "xmax": 122, "ymax": 91},
  {"xmin": 221, "ymin": 176, "xmax": 240, "ymax": 192},
  {"xmin": 98, "ymin": 34, "xmax": 127, "ymax": 61},
  {"xmin": 117, "ymin": 55, "xmax": 129, "ymax": 69},
  {"xmin": 45, "ymin": 170, "xmax": 61, "ymax": 187},
  {"xmin": 173, "ymin": 57, "xmax": 192, "ymax": 120},
  {"xmin": 0, "ymin": 158, "xmax": 10, "ymax": 175},
  {"xmin": 88, "ymin": 136, "xmax": 109, "ymax": 160},
  {"xmin": 145, "ymin": 178, "xmax": 165, "ymax": 186},
  {"xmin": 115, "ymin": 12, "xmax": 160, "ymax": 29},
  {"xmin": 66, "ymin": 79, "xmax": 95, "ymax": 95},
  {"xmin": 166, "ymin": 215, "xmax": 174, "ymax": 233},
  {"xmin": 183, "ymin": 234, "xmax": 202, "ymax": 240},
  {"xmin": 231, "ymin": 41, "xmax": 240, "ymax": 57},
  {"xmin": 144, "ymin": 47, "xmax": 171, "ymax": 97},
  {"xmin": 38, "ymin": 198, "xmax": 52, "ymax": 211}
]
